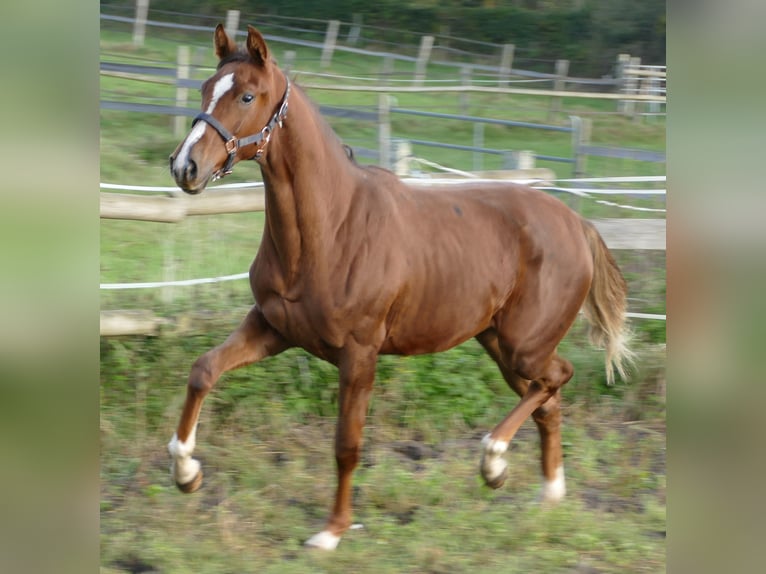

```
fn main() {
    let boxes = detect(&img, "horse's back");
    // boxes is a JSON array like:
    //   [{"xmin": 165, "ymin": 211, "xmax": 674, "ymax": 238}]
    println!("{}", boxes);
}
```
[{"xmin": 358, "ymin": 177, "xmax": 591, "ymax": 355}]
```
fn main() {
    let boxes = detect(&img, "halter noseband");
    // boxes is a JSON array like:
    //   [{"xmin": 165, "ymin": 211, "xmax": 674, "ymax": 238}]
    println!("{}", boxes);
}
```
[{"xmin": 192, "ymin": 75, "xmax": 291, "ymax": 180}]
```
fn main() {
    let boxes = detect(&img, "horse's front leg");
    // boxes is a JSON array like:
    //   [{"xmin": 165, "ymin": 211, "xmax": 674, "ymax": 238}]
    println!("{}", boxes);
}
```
[
  {"xmin": 305, "ymin": 344, "xmax": 377, "ymax": 550},
  {"xmin": 168, "ymin": 305, "xmax": 288, "ymax": 492}
]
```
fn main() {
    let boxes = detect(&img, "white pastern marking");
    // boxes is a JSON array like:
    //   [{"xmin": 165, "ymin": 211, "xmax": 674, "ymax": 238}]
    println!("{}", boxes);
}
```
[
  {"xmin": 480, "ymin": 433, "xmax": 509, "ymax": 482},
  {"xmin": 305, "ymin": 530, "xmax": 340, "ymax": 550},
  {"xmin": 175, "ymin": 73, "xmax": 235, "ymax": 167},
  {"xmin": 481, "ymin": 433, "xmax": 508, "ymax": 455},
  {"xmin": 167, "ymin": 427, "xmax": 197, "ymax": 459},
  {"xmin": 541, "ymin": 465, "xmax": 566, "ymax": 502},
  {"xmin": 168, "ymin": 428, "xmax": 200, "ymax": 484}
]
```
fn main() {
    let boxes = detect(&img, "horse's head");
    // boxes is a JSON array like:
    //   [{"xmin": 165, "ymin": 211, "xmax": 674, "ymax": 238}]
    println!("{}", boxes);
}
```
[{"xmin": 169, "ymin": 25, "xmax": 289, "ymax": 194}]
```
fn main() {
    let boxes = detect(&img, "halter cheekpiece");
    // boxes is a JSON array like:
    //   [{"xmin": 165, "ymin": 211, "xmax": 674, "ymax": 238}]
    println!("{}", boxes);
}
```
[{"xmin": 192, "ymin": 75, "xmax": 291, "ymax": 180}]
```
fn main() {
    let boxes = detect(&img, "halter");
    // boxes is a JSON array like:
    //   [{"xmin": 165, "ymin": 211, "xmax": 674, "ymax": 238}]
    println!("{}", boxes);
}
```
[{"xmin": 192, "ymin": 75, "xmax": 291, "ymax": 180}]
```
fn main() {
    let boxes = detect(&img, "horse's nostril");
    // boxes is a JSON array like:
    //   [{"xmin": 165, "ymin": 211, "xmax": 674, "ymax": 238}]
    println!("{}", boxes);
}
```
[{"xmin": 185, "ymin": 159, "xmax": 197, "ymax": 181}]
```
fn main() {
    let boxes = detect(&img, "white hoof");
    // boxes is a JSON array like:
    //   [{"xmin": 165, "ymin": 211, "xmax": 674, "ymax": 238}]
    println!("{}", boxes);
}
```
[
  {"xmin": 304, "ymin": 530, "xmax": 340, "ymax": 550},
  {"xmin": 170, "ymin": 456, "xmax": 201, "ymax": 486},
  {"xmin": 482, "ymin": 455, "xmax": 508, "ymax": 485}
]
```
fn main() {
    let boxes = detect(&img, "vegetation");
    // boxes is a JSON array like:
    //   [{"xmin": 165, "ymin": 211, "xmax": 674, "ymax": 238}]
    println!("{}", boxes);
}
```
[
  {"xmin": 103, "ymin": 0, "xmax": 665, "ymax": 77},
  {"xmin": 100, "ymin": 19, "xmax": 665, "ymax": 573}
]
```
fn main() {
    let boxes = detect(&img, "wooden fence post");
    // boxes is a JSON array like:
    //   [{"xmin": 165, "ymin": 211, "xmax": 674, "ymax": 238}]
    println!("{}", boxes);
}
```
[
  {"xmin": 133, "ymin": 0, "xmax": 150, "ymax": 47},
  {"xmin": 438, "ymin": 25, "xmax": 450, "ymax": 61},
  {"xmin": 393, "ymin": 140, "xmax": 412, "ymax": 176},
  {"xmin": 321, "ymin": 20, "xmax": 340, "ymax": 68},
  {"xmin": 378, "ymin": 94, "xmax": 392, "ymax": 169},
  {"xmin": 225, "ymin": 10, "xmax": 240, "ymax": 41},
  {"xmin": 347, "ymin": 14, "xmax": 362, "ymax": 46},
  {"xmin": 570, "ymin": 115, "xmax": 592, "ymax": 178},
  {"xmin": 499, "ymin": 43, "xmax": 515, "ymax": 87},
  {"xmin": 514, "ymin": 150, "xmax": 535, "ymax": 170},
  {"xmin": 647, "ymin": 75, "xmax": 661, "ymax": 118},
  {"xmin": 283, "ymin": 50, "xmax": 296, "ymax": 75},
  {"xmin": 174, "ymin": 46, "xmax": 190, "ymax": 139},
  {"xmin": 460, "ymin": 65, "xmax": 472, "ymax": 114},
  {"xmin": 615, "ymin": 53, "xmax": 631, "ymax": 114},
  {"xmin": 624, "ymin": 56, "xmax": 641, "ymax": 119},
  {"xmin": 473, "ymin": 122, "xmax": 484, "ymax": 172},
  {"xmin": 413, "ymin": 35, "xmax": 434, "ymax": 86},
  {"xmin": 380, "ymin": 55, "xmax": 395, "ymax": 85},
  {"xmin": 548, "ymin": 59, "xmax": 569, "ymax": 121},
  {"xmin": 161, "ymin": 234, "xmax": 176, "ymax": 304}
]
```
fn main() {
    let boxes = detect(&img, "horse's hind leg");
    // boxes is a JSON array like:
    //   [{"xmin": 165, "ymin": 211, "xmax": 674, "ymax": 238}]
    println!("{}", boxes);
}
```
[
  {"xmin": 476, "ymin": 329, "xmax": 570, "ymax": 502},
  {"xmin": 168, "ymin": 305, "xmax": 288, "ymax": 492}
]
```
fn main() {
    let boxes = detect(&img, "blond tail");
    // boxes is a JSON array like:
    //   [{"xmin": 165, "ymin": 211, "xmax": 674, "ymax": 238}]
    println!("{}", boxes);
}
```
[{"xmin": 580, "ymin": 219, "xmax": 635, "ymax": 384}]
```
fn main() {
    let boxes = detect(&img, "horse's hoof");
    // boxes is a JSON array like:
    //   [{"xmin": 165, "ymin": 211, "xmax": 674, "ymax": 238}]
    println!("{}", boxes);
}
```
[
  {"xmin": 176, "ymin": 469, "xmax": 203, "ymax": 493},
  {"xmin": 482, "ymin": 464, "xmax": 508, "ymax": 490},
  {"xmin": 304, "ymin": 530, "xmax": 340, "ymax": 550}
]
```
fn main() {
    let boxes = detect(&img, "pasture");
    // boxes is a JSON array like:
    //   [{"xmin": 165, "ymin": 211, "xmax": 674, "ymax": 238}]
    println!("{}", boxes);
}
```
[{"xmin": 100, "ymin": 19, "xmax": 665, "ymax": 573}]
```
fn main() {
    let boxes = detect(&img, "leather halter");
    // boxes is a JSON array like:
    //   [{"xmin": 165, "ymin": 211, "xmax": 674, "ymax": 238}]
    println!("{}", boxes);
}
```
[{"xmin": 192, "ymin": 75, "xmax": 291, "ymax": 180}]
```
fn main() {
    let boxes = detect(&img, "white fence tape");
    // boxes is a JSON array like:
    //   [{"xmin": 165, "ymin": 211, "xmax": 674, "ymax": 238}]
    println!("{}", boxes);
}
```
[
  {"xmin": 625, "ymin": 312, "xmax": 666, "ymax": 321},
  {"xmin": 100, "ymin": 182, "xmax": 264, "ymax": 193},
  {"xmin": 100, "ymin": 272, "xmax": 249, "ymax": 290}
]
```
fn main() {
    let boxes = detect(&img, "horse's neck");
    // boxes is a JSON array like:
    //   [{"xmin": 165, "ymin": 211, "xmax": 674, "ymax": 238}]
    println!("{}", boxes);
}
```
[{"xmin": 259, "ymin": 89, "xmax": 355, "ymax": 283}]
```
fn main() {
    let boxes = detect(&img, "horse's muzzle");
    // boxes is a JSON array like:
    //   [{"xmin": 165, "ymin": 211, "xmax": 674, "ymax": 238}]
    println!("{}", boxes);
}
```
[{"xmin": 169, "ymin": 154, "xmax": 205, "ymax": 195}]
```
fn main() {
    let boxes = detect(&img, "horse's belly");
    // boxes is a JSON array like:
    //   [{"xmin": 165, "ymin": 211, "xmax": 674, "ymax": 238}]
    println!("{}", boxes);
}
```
[{"xmin": 381, "ymin": 296, "xmax": 494, "ymax": 355}]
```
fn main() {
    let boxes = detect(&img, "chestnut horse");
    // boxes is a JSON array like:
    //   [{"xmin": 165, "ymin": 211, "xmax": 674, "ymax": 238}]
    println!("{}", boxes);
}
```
[{"xmin": 168, "ymin": 25, "xmax": 632, "ymax": 550}]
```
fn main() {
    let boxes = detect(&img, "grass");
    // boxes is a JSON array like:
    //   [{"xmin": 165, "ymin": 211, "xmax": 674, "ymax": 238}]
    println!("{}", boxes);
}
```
[
  {"xmin": 100, "ymin": 22, "xmax": 665, "ymax": 573},
  {"xmin": 101, "ymin": 332, "xmax": 665, "ymax": 573}
]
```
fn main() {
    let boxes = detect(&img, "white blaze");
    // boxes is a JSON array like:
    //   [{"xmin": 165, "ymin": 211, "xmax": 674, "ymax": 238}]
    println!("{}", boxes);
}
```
[{"xmin": 175, "ymin": 72, "xmax": 235, "ymax": 167}]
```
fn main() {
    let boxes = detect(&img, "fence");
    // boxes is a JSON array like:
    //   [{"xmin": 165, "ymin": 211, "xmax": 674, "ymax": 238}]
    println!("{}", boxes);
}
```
[
  {"xmin": 104, "ymin": 6, "xmax": 614, "ymax": 81},
  {"xmin": 615, "ymin": 56, "xmax": 667, "ymax": 119},
  {"xmin": 100, "ymin": 57, "xmax": 665, "ymax": 176},
  {"xmin": 101, "ymin": 6, "xmax": 665, "ymax": 113}
]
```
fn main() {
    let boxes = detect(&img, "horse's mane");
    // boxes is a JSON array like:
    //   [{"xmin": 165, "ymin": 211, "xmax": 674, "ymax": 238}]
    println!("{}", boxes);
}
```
[{"xmin": 217, "ymin": 50, "xmax": 254, "ymax": 69}]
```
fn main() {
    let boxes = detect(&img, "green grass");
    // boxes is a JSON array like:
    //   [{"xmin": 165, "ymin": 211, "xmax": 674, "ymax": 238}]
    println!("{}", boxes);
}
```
[
  {"xmin": 100, "ymin": 23, "xmax": 665, "ymax": 573},
  {"xmin": 100, "ymin": 331, "xmax": 665, "ymax": 573}
]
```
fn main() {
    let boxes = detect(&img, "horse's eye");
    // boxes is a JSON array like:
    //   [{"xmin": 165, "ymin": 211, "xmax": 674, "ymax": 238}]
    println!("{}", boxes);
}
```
[{"xmin": 241, "ymin": 93, "xmax": 254, "ymax": 104}]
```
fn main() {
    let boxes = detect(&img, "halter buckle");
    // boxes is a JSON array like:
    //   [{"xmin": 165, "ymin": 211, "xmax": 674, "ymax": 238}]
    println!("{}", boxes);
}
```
[
  {"xmin": 277, "ymin": 100, "xmax": 289, "ymax": 128},
  {"xmin": 224, "ymin": 138, "xmax": 238, "ymax": 154}
]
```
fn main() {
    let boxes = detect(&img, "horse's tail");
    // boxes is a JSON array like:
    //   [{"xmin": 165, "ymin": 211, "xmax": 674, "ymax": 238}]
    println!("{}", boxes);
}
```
[{"xmin": 580, "ymin": 219, "xmax": 635, "ymax": 384}]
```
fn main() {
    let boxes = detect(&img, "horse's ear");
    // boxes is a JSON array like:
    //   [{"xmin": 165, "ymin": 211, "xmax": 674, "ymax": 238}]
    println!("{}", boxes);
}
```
[
  {"xmin": 246, "ymin": 25, "xmax": 270, "ymax": 67},
  {"xmin": 214, "ymin": 24, "xmax": 237, "ymax": 61}
]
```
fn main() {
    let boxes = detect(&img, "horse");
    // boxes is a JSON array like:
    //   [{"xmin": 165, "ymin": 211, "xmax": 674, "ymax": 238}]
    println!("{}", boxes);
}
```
[{"xmin": 168, "ymin": 24, "xmax": 632, "ymax": 550}]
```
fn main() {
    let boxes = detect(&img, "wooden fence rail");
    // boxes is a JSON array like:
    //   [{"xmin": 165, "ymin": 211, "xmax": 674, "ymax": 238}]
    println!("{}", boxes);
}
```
[{"xmin": 100, "ymin": 188, "xmax": 266, "ymax": 222}]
